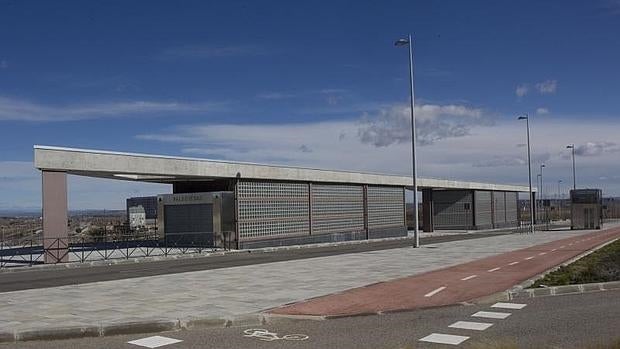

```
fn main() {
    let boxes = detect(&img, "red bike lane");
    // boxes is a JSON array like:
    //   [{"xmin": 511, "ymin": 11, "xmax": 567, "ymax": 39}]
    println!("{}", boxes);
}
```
[{"xmin": 268, "ymin": 226, "xmax": 620, "ymax": 317}]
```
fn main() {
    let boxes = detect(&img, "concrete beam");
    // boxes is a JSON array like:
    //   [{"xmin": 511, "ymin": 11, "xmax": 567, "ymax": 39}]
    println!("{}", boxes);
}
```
[{"xmin": 34, "ymin": 145, "xmax": 532, "ymax": 192}]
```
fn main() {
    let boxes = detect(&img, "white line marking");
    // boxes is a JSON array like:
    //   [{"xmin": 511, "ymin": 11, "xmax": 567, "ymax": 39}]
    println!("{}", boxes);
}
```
[
  {"xmin": 461, "ymin": 274, "xmax": 478, "ymax": 281},
  {"xmin": 419, "ymin": 333, "xmax": 470, "ymax": 345},
  {"xmin": 472, "ymin": 311, "xmax": 511, "ymax": 319},
  {"xmin": 449, "ymin": 321, "xmax": 494, "ymax": 331},
  {"xmin": 128, "ymin": 336, "xmax": 183, "ymax": 348},
  {"xmin": 508, "ymin": 261, "xmax": 519, "ymax": 265},
  {"xmin": 538, "ymin": 252, "xmax": 546, "ymax": 256},
  {"xmin": 524, "ymin": 256, "xmax": 534, "ymax": 260},
  {"xmin": 560, "ymin": 245, "xmax": 566, "ymax": 249},
  {"xmin": 491, "ymin": 302, "xmax": 527, "ymax": 310},
  {"xmin": 551, "ymin": 248, "xmax": 557, "ymax": 252},
  {"xmin": 487, "ymin": 267, "xmax": 501, "ymax": 272},
  {"xmin": 424, "ymin": 286, "xmax": 446, "ymax": 297}
]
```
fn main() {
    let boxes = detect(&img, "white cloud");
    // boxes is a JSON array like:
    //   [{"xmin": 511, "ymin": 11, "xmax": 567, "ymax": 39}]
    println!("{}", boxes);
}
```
[
  {"xmin": 536, "ymin": 107, "xmax": 550, "ymax": 115},
  {"xmin": 0, "ymin": 96, "xmax": 219, "ymax": 122},
  {"xmin": 515, "ymin": 84, "xmax": 529, "ymax": 97},
  {"xmin": 573, "ymin": 142, "xmax": 620, "ymax": 157},
  {"xmin": 535, "ymin": 79, "xmax": 558, "ymax": 94},
  {"xmin": 357, "ymin": 103, "xmax": 489, "ymax": 147}
]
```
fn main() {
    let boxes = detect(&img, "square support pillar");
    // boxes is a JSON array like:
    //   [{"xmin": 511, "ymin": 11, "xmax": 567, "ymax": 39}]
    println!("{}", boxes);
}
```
[
  {"xmin": 422, "ymin": 189, "xmax": 434, "ymax": 232},
  {"xmin": 42, "ymin": 171, "xmax": 69, "ymax": 263}
]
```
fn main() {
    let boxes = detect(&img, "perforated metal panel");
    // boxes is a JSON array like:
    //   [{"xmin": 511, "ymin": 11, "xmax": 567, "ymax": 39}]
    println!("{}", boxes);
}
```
[
  {"xmin": 237, "ymin": 181, "xmax": 309, "ymax": 240},
  {"xmin": 505, "ymin": 192, "xmax": 518, "ymax": 224},
  {"xmin": 311, "ymin": 184, "xmax": 364, "ymax": 235},
  {"xmin": 474, "ymin": 191, "xmax": 493, "ymax": 228},
  {"xmin": 433, "ymin": 190, "xmax": 473, "ymax": 229},
  {"xmin": 367, "ymin": 186, "xmax": 404, "ymax": 228},
  {"xmin": 493, "ymin": 191, "xmax": 506, "ymax": 225}
]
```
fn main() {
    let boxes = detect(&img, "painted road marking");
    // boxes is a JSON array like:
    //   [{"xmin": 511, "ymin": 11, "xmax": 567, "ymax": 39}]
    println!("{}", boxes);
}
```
[
  {"xmin": 524, "ymin": 256, "xmax": 534, "ymax": 260},
  {"xmin": 508, "ymin": 261, "xmax": 519, "ymax": 265},
  {"xmin": 560, "ymin": 245, "xmax": 566, "ymax": 248},
  {"xmin": 551, "ymin": 248, "xmax": 557, "ymax": 252},
  {"xmin": 461, "ymin": 274, "xmax": 478, "ymax": 281},
  {"xmin": 491, "ymin": 302, "xmax": 527, "ymax": 310},
  {"xmin": 472, "ymin": 311, "xmax": 511, "ymax": 319},
  {"xmin": 487, "ymin": 267, "xmax": 501, "ymax": 272},
  {"xmin": 419, "ymin": 333, "xmax": 469, "ymax": 345},
  {"xmin": 538, "ymin": 252, "xmax": 547, "ymax": 255},
  {"xmin": 449, "ymin": 321, "xmax": 494, "ymax": 331},
  {"xmin": 243, "ymin": 329, "xmax": 309, "ymax": 342},
  {"xmin": 424, "ymin": 286, "xmax": 447, "ymax": 297},
  {"xmin": 127, "ymin": 336, "xmax": 183, "ymax": 348}
]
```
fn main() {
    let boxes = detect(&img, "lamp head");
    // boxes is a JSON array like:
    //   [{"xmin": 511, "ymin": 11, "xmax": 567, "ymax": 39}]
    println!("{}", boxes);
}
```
[{"xmin": 394, "ymin": 38, "xmax": 410, "ymax": 46}]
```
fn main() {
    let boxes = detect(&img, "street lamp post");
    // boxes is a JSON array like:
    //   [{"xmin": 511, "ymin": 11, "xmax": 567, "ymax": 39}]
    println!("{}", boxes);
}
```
[
  {"xmin": 558, "ymin": 179, "xmax": 563, "ymax": 220},
  {"xmin": 537, "ymin": 173, "xmax": 542, "ymax": 224},
  {"xmin": 395, "ymin": 34, "xmax": 419, "ymax": 247},
  {"xmin": 518, "ymin": 115, "xmax": 535, "ymax": 234},
  {"xmin": 566, "ymin": 144, "xmax": 576, "ymax": 191},
  {"xmin": 540, "ymin": 164, "xmax": 546, "ymax": 226}
]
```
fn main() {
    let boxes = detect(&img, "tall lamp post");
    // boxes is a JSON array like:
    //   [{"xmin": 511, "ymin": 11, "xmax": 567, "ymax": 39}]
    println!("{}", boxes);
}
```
[
  {"xmin": 540, "ymin": 164, "xmax": 546, "ymax": 225},
  {"xmin": 566, "ymin": 144, "xmax": 576, "ymax": 191},
  {"xmin": 537, "ymin": 173, "xmax": 542, "ymax": 223},
  {"xmin": 395, "ymin": 35, "xmax": 419, "ymax": 247},
  {"xmin": 518, "ymin": 115, "xmax": 535, "ymax": 234}
]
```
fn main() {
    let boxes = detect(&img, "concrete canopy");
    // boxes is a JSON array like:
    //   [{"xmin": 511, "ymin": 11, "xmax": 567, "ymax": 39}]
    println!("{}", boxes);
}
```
[{"xmin": 34, "ymin": 145, "xmax": 532, "ymax": 193}]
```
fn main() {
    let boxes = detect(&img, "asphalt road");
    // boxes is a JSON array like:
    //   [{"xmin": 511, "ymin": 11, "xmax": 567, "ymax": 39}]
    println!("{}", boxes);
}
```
[
  {"xmin": 3, "ymin": 289, "xmax": 618, "ymax": 349},
  {"xmin": 0, "ymin": 232, "xmax": 509, "ymax": 292}
]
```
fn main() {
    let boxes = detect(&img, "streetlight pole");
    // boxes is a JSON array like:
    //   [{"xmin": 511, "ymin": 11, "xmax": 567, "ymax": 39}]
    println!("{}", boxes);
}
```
[
  {"xmin": 566, "ymin": 144, "xmax": 576, "ymax": 191},
  {"xmin": 540, "ymin": 164, "xmax": 546, "ymax": 226},
  {"xmin": 518, "ymin": 115, "xmax": 535, "ymax": 234},
  {"xmin": 395, "ymin": 34, "xmax": 419, "ymax": 247},
  {"xmin": 537, "ymin": 173, "xmax": 541, "ymax": 224}
]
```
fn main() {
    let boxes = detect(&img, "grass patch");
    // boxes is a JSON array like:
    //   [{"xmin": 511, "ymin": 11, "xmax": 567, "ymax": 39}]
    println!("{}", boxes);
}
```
[{"xmin": 530, "ymin": 238, "xmax": 620, "ymax": 288}]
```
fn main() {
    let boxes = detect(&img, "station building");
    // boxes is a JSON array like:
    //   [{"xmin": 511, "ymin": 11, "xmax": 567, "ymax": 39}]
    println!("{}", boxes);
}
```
[{"xmin": 34, "ymin": 146, "xmax": 531, "ymax": 262}]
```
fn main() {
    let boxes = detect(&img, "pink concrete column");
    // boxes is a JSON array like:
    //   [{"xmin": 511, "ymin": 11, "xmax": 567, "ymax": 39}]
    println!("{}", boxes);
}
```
[{"xmin": 42, "ymin": 171, "xmax": 69, "ymax": 263}]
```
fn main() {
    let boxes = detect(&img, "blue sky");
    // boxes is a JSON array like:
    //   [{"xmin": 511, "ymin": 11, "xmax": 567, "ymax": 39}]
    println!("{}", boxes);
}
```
[{"xmin": 1, "ymin": 0, "xmax": 620, "ymax": 209}]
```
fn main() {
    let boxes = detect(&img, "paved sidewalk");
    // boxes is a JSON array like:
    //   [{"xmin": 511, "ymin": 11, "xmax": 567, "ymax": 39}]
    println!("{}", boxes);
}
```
[{"xmin": 0, "ymin": 226, "xmax": 616, "ymax": 336}]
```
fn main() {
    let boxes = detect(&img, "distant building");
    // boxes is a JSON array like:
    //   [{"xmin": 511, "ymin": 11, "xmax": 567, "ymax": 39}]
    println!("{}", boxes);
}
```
[{"xmin": 126, "ymin": 196, "xmax": 157, "ymax": 229}]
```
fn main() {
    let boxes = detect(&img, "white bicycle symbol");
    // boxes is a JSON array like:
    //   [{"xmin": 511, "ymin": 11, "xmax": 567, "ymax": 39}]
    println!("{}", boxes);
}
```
[{"xmin": 243, "ymin": 328, "xmax": 309, "ymax": 342}]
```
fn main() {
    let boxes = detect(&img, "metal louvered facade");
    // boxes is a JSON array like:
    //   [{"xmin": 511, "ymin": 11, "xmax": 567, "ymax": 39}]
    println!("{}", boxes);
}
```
[
  {"xmin": 236, "ymin": 181, "xmax": 310, "ymax": 240},
  {"xmin": 433, "ymin": 189, "xmax": 520, "ymax": 231},
  {"xmin": 474, "ymin": 191, "xmax": 493, "ymax": 229},
  {"xmin": 234, "ymin": 180, "xmax": 406, "ymax": 247},
  {"xmin": 367, "ymin": 186, "xmax": 405, "ymax": 229},
  {"xmin": 311, "ymin": 184, "xmax": 365, "ymax": 235}
]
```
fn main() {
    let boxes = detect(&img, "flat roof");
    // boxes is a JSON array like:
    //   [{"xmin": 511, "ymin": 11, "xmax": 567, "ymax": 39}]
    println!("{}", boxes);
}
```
[{"xmin": 33, "ymin": 145, "xmax": 532, "ymax": 192}]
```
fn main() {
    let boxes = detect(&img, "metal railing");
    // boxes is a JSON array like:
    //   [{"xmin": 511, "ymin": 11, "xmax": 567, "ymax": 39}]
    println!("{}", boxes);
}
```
[{"xmin": 0, "ymin": 231, "xmax": 235, "ymax": 268}]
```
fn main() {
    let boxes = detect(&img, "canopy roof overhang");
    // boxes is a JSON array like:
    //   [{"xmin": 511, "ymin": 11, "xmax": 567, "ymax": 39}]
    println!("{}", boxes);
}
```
[{"xmin": 34, "ymin": 145, "xmax": 534, "ymax": 193}]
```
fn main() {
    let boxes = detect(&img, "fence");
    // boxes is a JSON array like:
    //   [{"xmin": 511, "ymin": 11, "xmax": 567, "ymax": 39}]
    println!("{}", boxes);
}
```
[{"xmin": 0, "ymin": 231, "xmax": 235, "ymax": 268}]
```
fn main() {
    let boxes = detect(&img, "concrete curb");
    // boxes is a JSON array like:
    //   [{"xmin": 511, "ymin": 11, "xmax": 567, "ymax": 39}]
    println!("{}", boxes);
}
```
[
  {"xmin": 0, "ymin": 314, "xmax": 269, "ymax": 343},
  {"xmin": 508, "ymin": 280, "xmax": 620, "ymax": 300}
]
